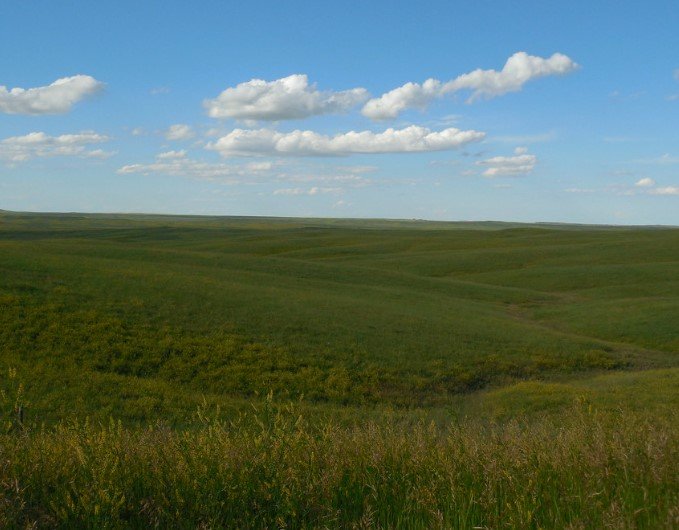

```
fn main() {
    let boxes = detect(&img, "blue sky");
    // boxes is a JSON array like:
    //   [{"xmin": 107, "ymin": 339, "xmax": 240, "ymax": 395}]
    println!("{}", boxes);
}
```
[{"xmin": 1, "ymin": 1, "xmax": 678, "ymax": 224}]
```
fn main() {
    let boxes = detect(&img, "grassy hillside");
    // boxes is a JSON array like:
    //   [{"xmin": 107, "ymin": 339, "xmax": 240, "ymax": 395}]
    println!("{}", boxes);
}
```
[
  {"xmin": 1, "ymin": 212, "xmax": 678, "ymax": 527},
  {"xmin": 1, "ymin": 211, "xmax": 678, "ymax": 423}
]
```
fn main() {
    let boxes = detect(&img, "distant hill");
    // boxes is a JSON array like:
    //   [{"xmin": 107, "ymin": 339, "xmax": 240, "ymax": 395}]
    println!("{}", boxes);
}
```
[{"xmin": 0, "ymin": 209, "xmax": 675, "ymax": 231}]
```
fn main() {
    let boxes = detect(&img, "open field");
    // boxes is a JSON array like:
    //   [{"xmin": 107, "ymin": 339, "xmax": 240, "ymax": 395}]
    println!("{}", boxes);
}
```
[{"xmin": 1, "ymin": 211, "xmax": 678, "ymax": 527}]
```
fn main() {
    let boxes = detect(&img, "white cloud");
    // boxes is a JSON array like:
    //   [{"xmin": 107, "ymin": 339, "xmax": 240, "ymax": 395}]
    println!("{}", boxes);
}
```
[
  {"xmin": 0, "ymin": 131, "xmax": 110, "ymax": 163},
  {"xmin": 118, "ymin": 152, "xmax": 375, "ymax": 190},
  {"xmin": 272, "ymin": 168, "xmax": 372, "ymax": 187},
  {"xmin": 565, "ymin": 188, "xmax": 596, "ymax": 194},
  {"xmin": 273, "ymin": 186, "xmax": 341, "ymax": 196},
  {"xmin": 204, "ymin": 74, "xmax": 369, "ymax": 121},
  {"xmin": 563, "ymin": 180, "xmax": 679, "ymax": 198},
  {"xmin": 273, "ymin": 187, "xmax": 306, "ymax": 195},
  {"xmin": 635, "ymin": 177, "xmax": 655, "ymax": 187},
  {"xmin": 164, "ymin": 124, "xmax": 195, "ymax": 141},
  {"xmin": 362, "ymin": 52, "xmax": 578, "ymax": 119},
  {"xmin": 477, "ymin": 151, "xmax": 537, "ymax": 177},
  {"xmin": 157, "ymin": 150, "xmax": 187, "ymax": 160},
  {"xmin": 150, "ymin": 87, "xmax": 170, "ymax": 95},
  {"xmin": 117, "ymin": 151, "xmax": 273, "ymax": 182},
  {"xmin": 0, "ymin": 75, "xmax": 103, "ymax": 115},
  {"xmin": 83, "ymin": 149, "xmax": 116, "ymax": 159},
  {"xmin": 609, "ymin": 181, "xmax": 679, "ymax": 197},
  {"xmin": 361, "ymin": 79, "xmax": 443, "ymax": 120},
  {"xmin": 130, "ymin": 127, "xmax": 146, "ymax": 137},
  {"xmin": 649, "ymin": 186, "xmax": 679, "ymax": 196},
  {"xmin": 246, "ymin": 161, "xmax": 274, "ymax": 171},
  {"xmin": 309, "ymin": 186, "xmax": 341, "ymax": 195},
  {"xmin": 207, "ymin": 125, "xmax": 485, "ymax": 157},
  {"xmin": 335, "ymin": 164, "xmax": 378, "ymax": 174},
  {"xmin": 514, "ymin": 146, "xmax": 528, "ymax": 155}
]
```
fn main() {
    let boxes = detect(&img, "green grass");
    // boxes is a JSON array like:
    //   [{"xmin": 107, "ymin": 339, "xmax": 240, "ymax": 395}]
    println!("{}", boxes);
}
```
[
  {"xmin": 0, "ymin": 399, "xmax": 677, "ymax": 529},
  {"xmin": 2, "ymin": 212, "xmax": 677, "ymax": 423},
  {"xmin": 462, "ymin": 367, "xmax": 679, "ymax": 421},
  {"xmin": 0, "ymin": 211, "xmax": 677, "ymax": 527}
]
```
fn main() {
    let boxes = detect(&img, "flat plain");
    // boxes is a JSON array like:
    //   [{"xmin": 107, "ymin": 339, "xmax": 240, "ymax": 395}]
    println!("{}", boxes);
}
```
[{"xmin": 0, "ymin": 211, "xmax": 677, "ymax": 528}]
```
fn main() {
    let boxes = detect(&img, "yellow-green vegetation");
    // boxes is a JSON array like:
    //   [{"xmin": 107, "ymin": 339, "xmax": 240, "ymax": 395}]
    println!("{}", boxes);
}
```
[
  {"xmin": 0, "ymin": 211, "xmax": 678, "ymax": 527},
  {"xmin": 465, "ymin": 368, "xmax": 679, "ymax": 421},
  {"xmin": 1, "ymin": 397, "xmax": 677, "ymax": 529}
]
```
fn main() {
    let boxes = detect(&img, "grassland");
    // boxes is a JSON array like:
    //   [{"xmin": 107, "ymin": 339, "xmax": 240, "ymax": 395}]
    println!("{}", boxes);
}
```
[{"xmin": 0, "ymin": 211, "xmax": 677, "ymax": 527}]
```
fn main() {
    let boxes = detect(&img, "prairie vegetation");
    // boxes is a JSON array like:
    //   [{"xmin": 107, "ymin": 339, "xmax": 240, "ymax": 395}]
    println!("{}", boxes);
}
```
[
  {"xmin": 0, "ymin": 211, "xmax": 677, "ymax": 527},
  {"xmin": 1, "ymin": 399, "xmax": 677, "ymax": 529}
]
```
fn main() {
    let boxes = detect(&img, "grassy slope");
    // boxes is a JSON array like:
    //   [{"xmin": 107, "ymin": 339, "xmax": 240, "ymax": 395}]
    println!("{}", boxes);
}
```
[
  {"xmin": 1, "ymin": 212, "xmax": 678, "ymax": 528},
  {"xmin": 0, "ymin": 211, "xmax": 677, "ymax": 423}
]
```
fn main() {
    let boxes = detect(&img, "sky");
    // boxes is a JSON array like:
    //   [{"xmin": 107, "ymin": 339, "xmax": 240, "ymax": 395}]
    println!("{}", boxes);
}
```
[{"xmin": 1, "ymin": 1, "xmax": 678, "ymax": 225}]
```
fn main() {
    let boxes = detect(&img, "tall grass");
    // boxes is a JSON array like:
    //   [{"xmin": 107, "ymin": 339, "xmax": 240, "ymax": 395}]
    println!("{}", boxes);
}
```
[{"xmin": 1, "ymin": 400, "xmax": 676, "ymax": 529}]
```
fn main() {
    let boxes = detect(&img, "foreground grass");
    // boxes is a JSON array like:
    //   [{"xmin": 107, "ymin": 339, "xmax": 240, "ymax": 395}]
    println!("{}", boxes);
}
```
[{"xmin": 1, "ymin": 403, "xmax": 677, "ymax": 529}]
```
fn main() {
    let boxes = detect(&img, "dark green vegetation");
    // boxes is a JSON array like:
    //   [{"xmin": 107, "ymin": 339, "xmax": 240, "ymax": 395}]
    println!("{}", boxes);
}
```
[{"xmin": 1, "ymin": 211, "xmax": 678, "ymax": 527}]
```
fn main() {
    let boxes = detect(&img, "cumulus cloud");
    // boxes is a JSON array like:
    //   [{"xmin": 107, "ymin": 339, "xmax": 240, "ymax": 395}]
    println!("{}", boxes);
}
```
[
  {"xmin": 207, "ymin": 125, "xmax": 485, "ymax": 157},
  {"xmin": 362, "ymin": 52, "xmax": 578, "ymax": 119},
  {"xmin": 164, "ymin": 124, "xmax": 195, "ymax": 141},
  {"xmin": 361, "ymin": 79, "xmax": 443, "ymax": 121},
  {"xmin": 0, "ymin": 131, "xmax": 111, "ymax": 163},
  {"xmin": 477, "ymin": 149, "xmax": 537, "ymax": 177},
  {"xmin": 0, "ymin": 75, "xmax": 103, "ymax": 115},
  {"xmin": 204, "ymin": 74, "xmax": 369, "ymax": 121},
  {"xmin": 635, "ymin": 177, "xmax": 655, "ymax": 187}
]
